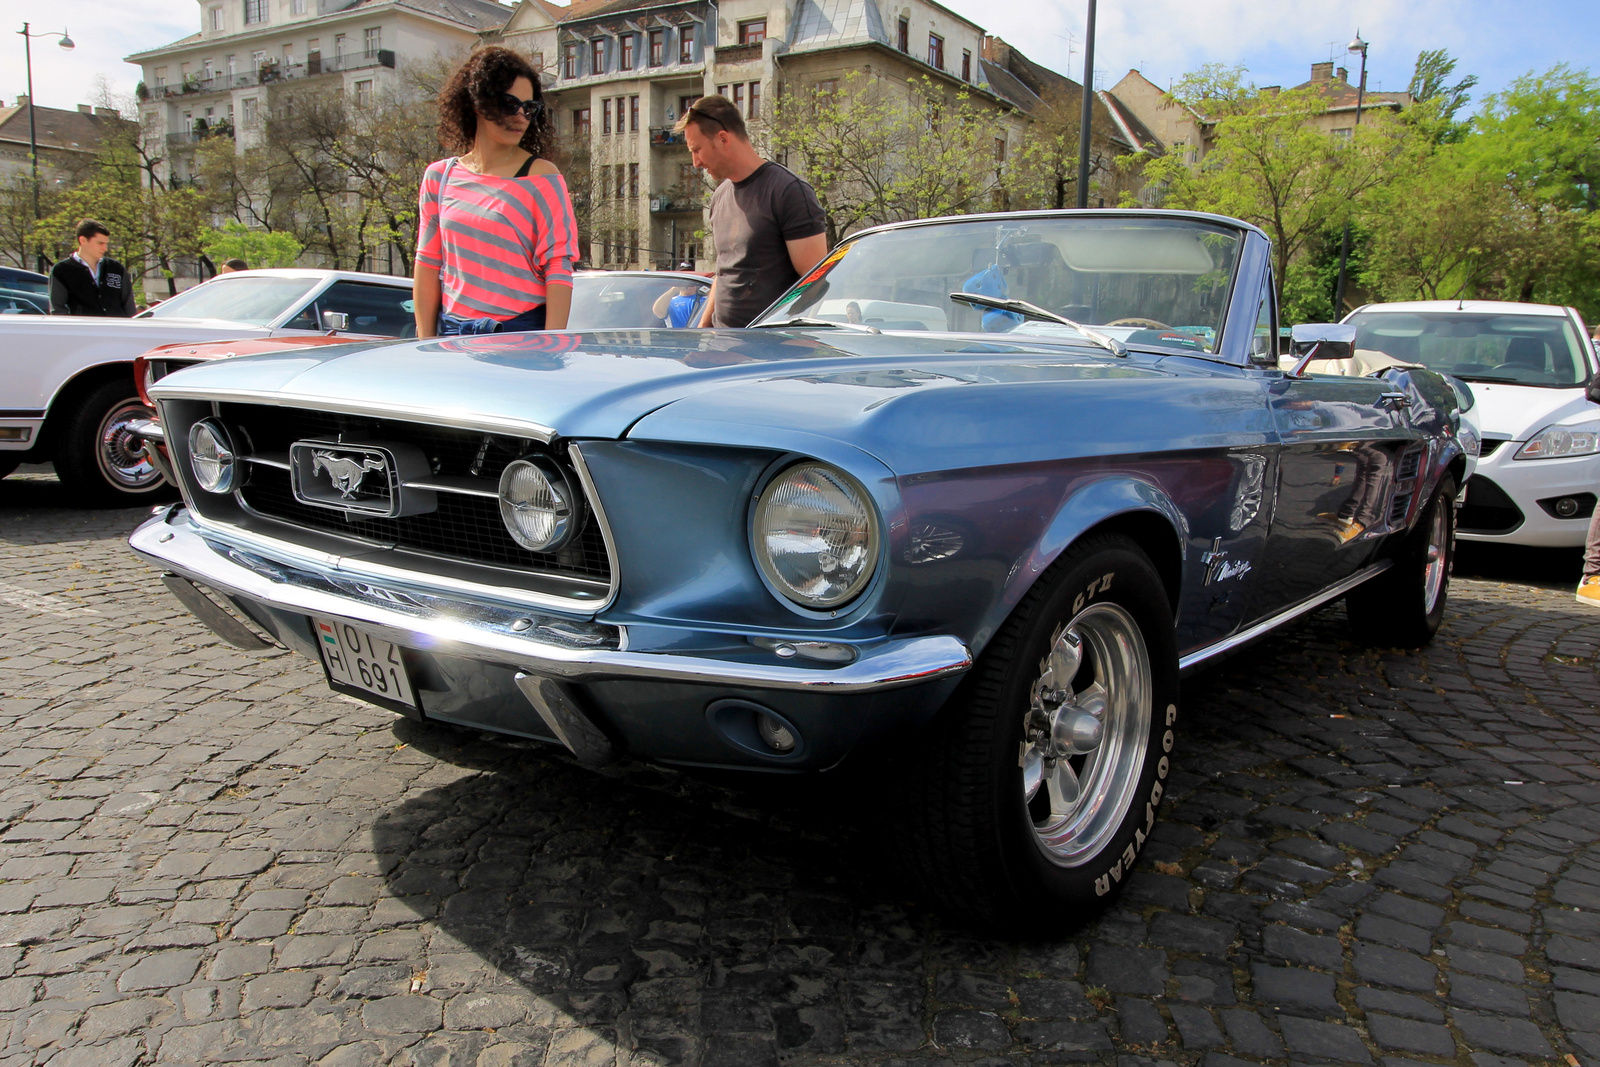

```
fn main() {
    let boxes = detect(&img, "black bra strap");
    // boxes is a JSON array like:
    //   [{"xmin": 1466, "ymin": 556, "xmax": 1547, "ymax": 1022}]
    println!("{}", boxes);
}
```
[{"xmin": 514, "ymin": 154, "xmax": 535, "ymax": 178}]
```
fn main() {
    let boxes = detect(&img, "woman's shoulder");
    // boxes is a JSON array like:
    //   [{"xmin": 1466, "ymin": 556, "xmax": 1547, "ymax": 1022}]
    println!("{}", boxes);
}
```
[
  {"xmin": 422, "ymin": 157, "xmax": 457, "ymax": 181},
  {"xmin": 524, "ymin": 157, "xmax": 562, "ymax": 178}
]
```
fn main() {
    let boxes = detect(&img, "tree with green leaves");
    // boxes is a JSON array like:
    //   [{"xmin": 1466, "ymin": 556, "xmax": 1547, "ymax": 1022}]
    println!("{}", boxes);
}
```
[{"xmin": 199, "ymin": 221, "xmax": 303, "ymax": 268}]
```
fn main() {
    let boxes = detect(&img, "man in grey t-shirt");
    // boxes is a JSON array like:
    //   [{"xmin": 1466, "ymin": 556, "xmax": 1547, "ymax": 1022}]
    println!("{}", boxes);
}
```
[{"xmin": 676, "ymin": 95, "xmax": 828, "ymax": 328}]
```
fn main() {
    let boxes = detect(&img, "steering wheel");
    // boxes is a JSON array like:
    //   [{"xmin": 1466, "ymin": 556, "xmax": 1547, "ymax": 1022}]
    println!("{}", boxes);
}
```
[{"xmin": 1104, "ymin": 317, "xmax": 1171, "ymax": 330}]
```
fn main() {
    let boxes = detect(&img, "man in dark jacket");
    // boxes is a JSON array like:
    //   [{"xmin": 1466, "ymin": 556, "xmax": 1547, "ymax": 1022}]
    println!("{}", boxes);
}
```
[{"xmin": 48, "ymin": 219, "xmax": 136, "ymax": 316}]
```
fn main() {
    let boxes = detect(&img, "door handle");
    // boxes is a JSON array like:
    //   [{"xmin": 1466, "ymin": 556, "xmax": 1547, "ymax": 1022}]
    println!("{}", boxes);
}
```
[{"xmin": 1378, "ymin": 392, "xmax": 1410, "ymax": 410}]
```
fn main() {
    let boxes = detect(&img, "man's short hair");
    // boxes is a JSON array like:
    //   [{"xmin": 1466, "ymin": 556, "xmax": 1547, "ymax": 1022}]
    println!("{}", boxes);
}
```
[
  {"xmin": 75, "ymin": 219, "xmax": 109, "ymax": 241},
  {"xmin": 224, "ymin": 258, "xmax": 249, "ymax": 271},
  {"xmin": 674, "ymin": 95, "xmax": 746, "ymax": 141}
]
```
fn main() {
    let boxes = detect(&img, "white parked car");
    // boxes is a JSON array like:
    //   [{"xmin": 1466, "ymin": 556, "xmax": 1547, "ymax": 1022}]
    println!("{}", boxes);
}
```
[
  {"xmin": 0, "ymin": 269, "xmax": 413, "ymax": 502},
  {"xmin": 1343, "ymin": 300, "xmax": 1598, "ymax": 547}
]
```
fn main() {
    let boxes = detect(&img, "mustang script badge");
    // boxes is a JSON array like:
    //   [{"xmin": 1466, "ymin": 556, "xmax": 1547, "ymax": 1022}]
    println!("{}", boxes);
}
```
[{"xmin": 312, "ymin": 450, "xmax": 385, "ymax": 499}]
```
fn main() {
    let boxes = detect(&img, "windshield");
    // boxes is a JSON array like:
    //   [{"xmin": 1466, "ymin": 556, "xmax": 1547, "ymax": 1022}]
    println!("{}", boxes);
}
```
[
  {"xmin": 1345, "ymin": 310, "xmax": 1593, "ymax": 388},
  {"xmin": 569, "ymin": 274, "xmax": 710, "ymax": 329},
  {"xmin": 754, "ymin": 216, "xmax": 1244, "ymax": 355},
  {"xmin": 137, "ymin": 275, "xmax": 320, "ymax": 326}
]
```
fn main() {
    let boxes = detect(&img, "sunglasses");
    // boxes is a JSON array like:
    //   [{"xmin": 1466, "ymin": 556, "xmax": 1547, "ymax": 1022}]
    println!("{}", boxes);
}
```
[
  {"xmin": 683, "ymin": 104, "xmax": 726, "ymax": 132},
  {"xmin": 497, "ymin": 92, "xmax": 544, "ymax": 120}
]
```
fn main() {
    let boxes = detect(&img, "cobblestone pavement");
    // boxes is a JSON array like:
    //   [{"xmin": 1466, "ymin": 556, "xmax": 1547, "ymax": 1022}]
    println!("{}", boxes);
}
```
[{"xmin": 2, "ymin": 473, "xmax": 1599, "ymax": 1067}]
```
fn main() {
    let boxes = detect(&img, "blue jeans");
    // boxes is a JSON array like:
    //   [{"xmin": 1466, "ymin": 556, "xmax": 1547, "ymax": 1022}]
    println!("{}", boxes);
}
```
[{"xmin": 437, "ymin": 304, "xmax": 547, "ymax": 335}]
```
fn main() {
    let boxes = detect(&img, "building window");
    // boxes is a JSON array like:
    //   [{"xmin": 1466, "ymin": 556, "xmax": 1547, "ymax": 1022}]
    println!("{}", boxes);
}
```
[
  {"xmin": 731, "ymin": 84, "xmax": 743, "ymax": 113},
  {"xmin": 591, "ymin": 38, "xmax": 606, "ymax": 75},
  {"xmin": 628, "ymin": 230, "xmax": 638, "ymax": 264},
  {"xmin": 203, "ymin": 58, "xmax": 215, "ymax": 80},
  {"xmin": 355, "ymin": 79, "xmax": 373, "ymax": 105},
  {"xmin": 602, "ymin": 98, "xmax": 611, "ymax": 134},
  {"xmin": 616, "ymin": 97, "xmax": 626, "ymax": 133},
  {"xmin": 244, "ymin": 0, "xmax": 268, "ymax": 24},
  {"xmin": 574, "ymin": 107, "xmax": 591, "ymax": 134},
  {"xmin": 614, "ymin": 166, "xmax": 625, "ymax": 199},
  {"xmin": 241, "ymin": 97, "xmax": 259, "ymax": 126},
  {"xmin": 679, "ymin": 25, "xmax": 695, "ymax": 63},
  {"xmin": 210, "ymin": 6, "xmax": 223, "ymax": 31},
  {"xmin": 678, "ymin": 94, "xmax": 696, "ymax": 119},
  {"xmin": 154, "ymin": 66, "xmax": 168, "ymax": 86},
  {"xmin": 333, "ymin": 34, "xmax": 346, "ymax": 58},
  {"xmin": 815, "ymin": 78, "xmax": 837, "ymax": 94},
  {"xmin": 364, "ymin": 28, "xmax": 380, "ymax": 56},
  {"xmin": 962, "ymin": 49, "xmax": 971, "ymax": 81},
  {"xmin": 994, "ymin": 137, "xmax": 1006, "ymax": 163},
  {"xmin": 896, "ymin": 17, "xmax": 908, "ymax": 52},
  {"xmin": 630, "ymin": 95, "xmax": 639, "ymax": 132},
  {"xmin": 928, "ymin": 34, "xmax": 943, "ymax": 69},
  {"xmin": 1331, "ymin": 127, "xmax": 1353, "ymax": 141},
  {"xmin": 290, "ymin": 0, "xmax": 305, "ymax": 12},
  {"xmin": 648, "ymin": 29, "xmax": 663, "ymax": 66},
  {"xmin": 563, "ymin": 43, "xmax": 579, "ymax": 79},
  {"xmin": 620, "ymin": 34, "xmax": 635, "ymax": 70},
  {"xmin": 738, "ymin": 19, "xmax": 766, "ymax": 45},
  {"xmin": 252, "ymin": 50, "xmax": 266, "ymax": 72},
  {"xmin": 530, "ymin": 51, "xmax": 544, "ymax": 73},
  {"xmin": 628, "ymin": 162, "xmax": 639, "ymax": 198},
  {"xmin": 747, "ymin": 81, "xmax": 761, "ymax": 118}
]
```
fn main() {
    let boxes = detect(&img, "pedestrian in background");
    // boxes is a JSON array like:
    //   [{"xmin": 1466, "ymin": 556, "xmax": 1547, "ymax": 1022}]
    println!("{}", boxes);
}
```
[
  {"xmin": 652, "ymin": 281, "xmax": 708, "ymax": 327},
  {"xmin": 48, "ymin": 219, "xmax": 135, "ymax": 317},
  {"xmin": 413, "ymin": 46, "xmax": 576, "ymax": 338},
  {"xmin": 1581, "ymin": 349, "xmax": 1600, "ymax": 607},
  {"xmin": 674, "ymin": 95, "xmax": 827, "ymax": 328},
  {"xmin": 217, "ymin": 258, "xmax": 249, "ymax": 274}
]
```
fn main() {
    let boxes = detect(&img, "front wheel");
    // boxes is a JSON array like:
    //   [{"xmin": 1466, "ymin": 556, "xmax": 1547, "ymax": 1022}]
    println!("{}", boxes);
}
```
[
  {"xmin": 899, "ymin": 533, "xmax": 1180, "ymax": 932},
  {"xmin": 53, "ymin": 379, "xmax": 166, "ymax": 504},
  {"xmin": 1346, "ymin": 475, "xmax": 1456, "ymax": 648}
]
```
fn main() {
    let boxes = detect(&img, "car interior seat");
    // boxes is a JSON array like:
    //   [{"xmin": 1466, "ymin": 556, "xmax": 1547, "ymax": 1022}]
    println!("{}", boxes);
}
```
[{"xmin": 1502, "ymin": 336, "xmax": 1548, "ymax": 371}]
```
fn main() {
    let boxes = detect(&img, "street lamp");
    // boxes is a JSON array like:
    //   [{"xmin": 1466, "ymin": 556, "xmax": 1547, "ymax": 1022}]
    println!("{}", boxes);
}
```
[
  {"xmin": 1074, "ymin": 0, "xmax": 1098, "ymax": 209},
  {"xmin": 17, "ymin": 23, "xmax": 75, "ymax": 273},
  {"xmin": 1331, "ymin": 32, "xmax": 1368, "ymax": 317}
]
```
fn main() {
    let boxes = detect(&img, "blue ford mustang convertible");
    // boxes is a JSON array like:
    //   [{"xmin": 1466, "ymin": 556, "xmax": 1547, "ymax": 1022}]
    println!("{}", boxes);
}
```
[{"xmin": 131, "ymin": 210, "xmax": 1467, "ymax": 929}]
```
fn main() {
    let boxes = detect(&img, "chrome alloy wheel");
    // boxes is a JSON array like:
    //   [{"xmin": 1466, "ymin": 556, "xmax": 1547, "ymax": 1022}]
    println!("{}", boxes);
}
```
[
  {"xmin": 1020, "ymin": 602, "xmax": 1152, "ymax": 867},
  {"xmin": 95, "ymin": 399, "xmax": 162, "ymax": 491},
  {"xmin": 1422, "ymin": 500, "xmax": 1449, "ymax": 616}
]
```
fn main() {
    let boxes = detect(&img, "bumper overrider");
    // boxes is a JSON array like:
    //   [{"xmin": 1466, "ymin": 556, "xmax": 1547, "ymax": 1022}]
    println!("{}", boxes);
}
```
[{"xmin": 131, "ymin": 505, "xmax": 972, "ymax": 771}]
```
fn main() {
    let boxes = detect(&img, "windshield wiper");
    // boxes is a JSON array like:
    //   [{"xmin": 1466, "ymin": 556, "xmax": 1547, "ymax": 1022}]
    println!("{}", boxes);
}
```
[
  {"xmin": 948, "ymin": 292, "xmax": 1126, "ymax": 356},
  {"xmin": 753, "ymin": 316, "xmax": 882, "ymax": 334}
]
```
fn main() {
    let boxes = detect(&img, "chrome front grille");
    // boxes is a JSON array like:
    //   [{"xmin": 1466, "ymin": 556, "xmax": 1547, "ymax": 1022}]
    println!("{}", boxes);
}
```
[{"xmin": 197, "ymin": 403, "xmax": 611, "ymax": 593}]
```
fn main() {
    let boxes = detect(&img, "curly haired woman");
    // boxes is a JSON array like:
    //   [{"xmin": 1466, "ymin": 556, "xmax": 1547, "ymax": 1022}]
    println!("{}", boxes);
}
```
[{"xmin": 414, "ymin": 47, "xmax": 577, "ymax": 337}]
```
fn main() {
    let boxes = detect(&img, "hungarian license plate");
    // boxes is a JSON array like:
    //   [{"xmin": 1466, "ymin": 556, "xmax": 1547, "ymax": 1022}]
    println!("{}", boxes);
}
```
[{"xmin": 314, "ymin": 617, "xmax": 417, "ymax": 709}]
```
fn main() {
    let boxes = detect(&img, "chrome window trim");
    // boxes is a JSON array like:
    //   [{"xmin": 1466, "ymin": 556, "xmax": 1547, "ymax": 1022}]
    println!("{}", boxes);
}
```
[{"xmin": 149, "ymin": 386, "xmax": 558, "ymax": 444}]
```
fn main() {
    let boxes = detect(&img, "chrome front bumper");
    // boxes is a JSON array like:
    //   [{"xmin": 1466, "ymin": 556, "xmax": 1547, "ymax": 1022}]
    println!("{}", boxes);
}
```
[{"xmin": 130, "ymin": 506, "xmax": 972, "ymax": 696}]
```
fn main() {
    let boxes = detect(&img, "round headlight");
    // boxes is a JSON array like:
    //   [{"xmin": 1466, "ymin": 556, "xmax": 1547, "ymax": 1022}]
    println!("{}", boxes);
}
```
[
  {"xmin": 188, "ymin": 418, "xmax": 236, "ymax": 494},
  {"xmin": 498, "ymin": 457, "xmax": 581, "ymax": 551},
  {"xmin": 753, "ymin": 462, "xmax": 878, "ymax": 609}
]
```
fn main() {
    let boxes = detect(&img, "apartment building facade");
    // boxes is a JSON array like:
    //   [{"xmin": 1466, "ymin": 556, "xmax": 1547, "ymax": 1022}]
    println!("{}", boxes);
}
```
[
  {"xmin": 125, "ymin": 0, "xmax": 512, "ymax": 188},
  {"xmin": 498, "ymin": 0, "xmax": 1049, "ymax": 270}
]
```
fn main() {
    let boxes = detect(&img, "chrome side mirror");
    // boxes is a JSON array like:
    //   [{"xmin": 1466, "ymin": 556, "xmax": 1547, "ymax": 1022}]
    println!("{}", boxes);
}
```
[
  {"xmin": 322, "ymin": 311, "xmax": 349, "ymax": 332},
  {"xmin": 1288, "ymin": 323, "xmax": 1356, "ymax": 376}
]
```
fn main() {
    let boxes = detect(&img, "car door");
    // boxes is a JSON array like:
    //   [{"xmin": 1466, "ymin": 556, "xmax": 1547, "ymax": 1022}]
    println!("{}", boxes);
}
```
[{"xmin": 279, "ymin": 280, "xmax": 414, "ymax": 337}]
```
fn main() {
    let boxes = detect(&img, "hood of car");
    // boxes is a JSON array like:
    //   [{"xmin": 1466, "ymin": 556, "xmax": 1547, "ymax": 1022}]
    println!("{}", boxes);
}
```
[
  {"xmin": 1468, "ymin": 381, "xmax": 1597, "ymax": 441},
  {"xmin": 149, "ymin": 328, "xmax": 1164, "ymax": 442}
]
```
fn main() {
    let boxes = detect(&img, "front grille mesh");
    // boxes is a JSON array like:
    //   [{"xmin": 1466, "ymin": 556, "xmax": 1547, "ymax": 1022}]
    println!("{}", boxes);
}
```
[{"xmin": 219, "ymin": 404, "xmax": 609, "ymax": 583}]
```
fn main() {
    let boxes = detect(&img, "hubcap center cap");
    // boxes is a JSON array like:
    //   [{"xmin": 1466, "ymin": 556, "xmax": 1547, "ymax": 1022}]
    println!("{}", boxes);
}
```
[{"xmin": 1049, "ymin": 695, "xmax": 1105, "ymax": 757}]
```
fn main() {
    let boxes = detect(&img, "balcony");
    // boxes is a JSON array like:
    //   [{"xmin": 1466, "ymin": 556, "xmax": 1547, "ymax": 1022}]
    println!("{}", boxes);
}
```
[
  {"xmin": 166, "ymin": 122, "xmax": 235, "ymax": 147},
  {"xmin": 649, "ymin": 192, "xmax": 702, "ymax": 214},
  {"xmin": 649, "ymin": 125, "xmax": 686, "ymax": 147},
  {"xmin": 714, "ymin": 43, "xmax": 762, "ymax": 65},
  {"xmin": 151, "ymin": 51, "xmax": 394, "ymax": 99},
  {"xmin": 319, "ymin": 49, "xmax": 395, "ymax": 74}
]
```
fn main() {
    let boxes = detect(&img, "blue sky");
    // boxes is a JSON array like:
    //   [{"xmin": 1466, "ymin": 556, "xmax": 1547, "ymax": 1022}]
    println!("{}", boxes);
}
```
[{"xmin": 0, "ymin": 0, "xmax": 1593, "ymax": 117}]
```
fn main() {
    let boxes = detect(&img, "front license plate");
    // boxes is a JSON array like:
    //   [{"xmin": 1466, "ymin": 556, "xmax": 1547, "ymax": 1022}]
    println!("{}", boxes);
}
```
[{"xmin": 314, "ymin": 617, "xmax": 417, "ymax": 709}]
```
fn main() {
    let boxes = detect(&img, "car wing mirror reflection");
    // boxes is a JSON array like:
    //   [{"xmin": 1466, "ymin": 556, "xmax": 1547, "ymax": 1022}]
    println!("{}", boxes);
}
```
[{"xmin": 1289, "ymin": 322, "xmax": 1357, "ymax": 377}]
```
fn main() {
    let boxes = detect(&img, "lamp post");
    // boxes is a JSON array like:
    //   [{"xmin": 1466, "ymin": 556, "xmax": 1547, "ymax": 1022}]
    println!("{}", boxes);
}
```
[
  {"xmin": 1074, "ymin": 0, "xmax": 1097, "ymax": 209},
  {"xmin": 16, "ymin": 23, "xmax": 76, "ymax": 273},
  {"xmin": 1331, "ymin": 33, "xmax": 1368, "ymax": 317}
]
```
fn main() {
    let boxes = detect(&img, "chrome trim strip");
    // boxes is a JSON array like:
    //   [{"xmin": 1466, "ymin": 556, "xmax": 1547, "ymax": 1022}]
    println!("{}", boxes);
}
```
[
  {"xmin": 178, "ymin": 508, "xmax": 611, "ymax": 614},
  {"xmin": 401, "ymin": 476, "xmax": 500, "ymax": 499},
  {"xmin": 148, "ymin": 386, "xmax": 557, "ymax": 444},
  {"xmin": 567, "ymin": 441, "xmax": 622, "ymax": 615},
  {"xmin": 242, "ymin": 452, "xmax": 290, "ymax": 470},
  {"xmin": 131, "ymin": 512, "xmax": 971, "ymax": 693},
  {"xmin": 1178, "ymin": 560, "xmax": 1393, "ymax": 672}
]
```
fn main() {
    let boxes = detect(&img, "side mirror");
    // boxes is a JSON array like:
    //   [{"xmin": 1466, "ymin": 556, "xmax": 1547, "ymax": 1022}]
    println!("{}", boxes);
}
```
[
  {"xmin": 322, "ymin": 311, "xmax": 349, "ymax": 332},
  {"xmin": 1289, "ymin": 323, "xmax": 1356, "ymax": 376}
]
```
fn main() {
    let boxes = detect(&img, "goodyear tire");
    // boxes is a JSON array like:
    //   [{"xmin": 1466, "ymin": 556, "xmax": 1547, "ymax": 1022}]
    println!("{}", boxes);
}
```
[
  {"xmin": 901, "ymin": 532, "xmax": 1180, "ymax": 932},
  {"xmin": 1346, "ymin": 475, "xmax": 1456, "ymax": 649},
  {"xmin": 54, "ymin": 379, "xmax": 165, "ymax": 505}
]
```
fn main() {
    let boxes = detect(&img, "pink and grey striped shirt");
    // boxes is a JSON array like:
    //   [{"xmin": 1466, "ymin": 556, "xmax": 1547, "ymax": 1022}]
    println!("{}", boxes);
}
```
[{"xmin": 416, "ymin": 158, "xmax": 579, "ymax": 320}]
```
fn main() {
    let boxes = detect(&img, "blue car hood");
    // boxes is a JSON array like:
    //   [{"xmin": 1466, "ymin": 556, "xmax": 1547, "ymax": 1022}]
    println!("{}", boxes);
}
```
[{"xmin": 150, "ymin": 328, "xmax": 1164, "ymax": 444}]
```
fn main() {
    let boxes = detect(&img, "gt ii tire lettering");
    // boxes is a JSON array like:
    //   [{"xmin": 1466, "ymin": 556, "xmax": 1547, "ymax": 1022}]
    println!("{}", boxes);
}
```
[{"xmin": 899, "ymin": 533, "xmax": 1179, "ymax": 932}]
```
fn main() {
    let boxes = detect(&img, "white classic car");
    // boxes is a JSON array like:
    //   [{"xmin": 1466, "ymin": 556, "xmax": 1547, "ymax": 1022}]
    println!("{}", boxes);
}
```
[
  {"xmin": 0, "ymin": 269, "xmax": 413, "ymax": 502},
  {"xmin": 1344, "ymin": 300, "xmax": 1597, "ymax": 547}
]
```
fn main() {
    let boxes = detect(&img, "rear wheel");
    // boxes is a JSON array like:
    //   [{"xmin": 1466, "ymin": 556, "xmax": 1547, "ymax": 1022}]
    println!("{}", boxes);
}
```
[
  {"xmin": 899, "ymin": 533, "xmax": 1180, "ymax": 932},
  {"xmin": 53, "ymin": 379, "xmax": 165, "ymax": 504},
  {"xmin": 1346, "ymin": 475, "xmax": 1456, "ymax": 648}
]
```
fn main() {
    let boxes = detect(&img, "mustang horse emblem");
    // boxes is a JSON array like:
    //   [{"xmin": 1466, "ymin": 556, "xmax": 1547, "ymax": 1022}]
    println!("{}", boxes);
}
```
[{"xmin": 312, "ymin": 450, "xmax": 385, "ymax": 499}]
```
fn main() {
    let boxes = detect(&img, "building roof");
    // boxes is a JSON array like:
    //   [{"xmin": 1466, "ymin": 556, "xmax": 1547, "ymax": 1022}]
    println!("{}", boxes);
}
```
[
  {"xmin": 789, "ymin": 0, "xmax": 890, "ymax": 52},
  {"xmin": 1290, "ymin": 66, "xmax": 1411, "ymax": 113},
  {"xmin": 0, "ymin": 102, "xmax": 127, "ymax": 155},
  {"xmin": 127, "ymin": 0, "xmax": 510, "ymax": 60},
  {"xmin": 1098, "ymin": 91, "xmax": 1162, "ymax": 154}
]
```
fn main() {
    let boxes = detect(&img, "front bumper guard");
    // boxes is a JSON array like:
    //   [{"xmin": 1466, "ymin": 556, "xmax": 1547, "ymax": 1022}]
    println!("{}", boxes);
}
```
[{"xmin": 130, "ymin": 507, "xmax": 973, "ymax": 695}]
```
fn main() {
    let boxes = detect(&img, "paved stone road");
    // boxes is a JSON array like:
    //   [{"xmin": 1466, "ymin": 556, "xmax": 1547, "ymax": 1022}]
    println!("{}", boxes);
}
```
[{"xmin": 2, "ymin": 472, "xmax": 1599, "ymax": 1067}]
